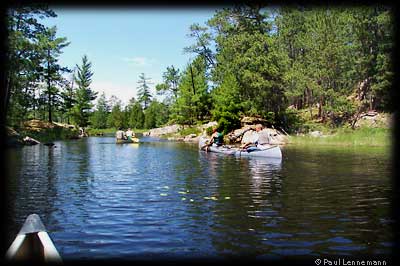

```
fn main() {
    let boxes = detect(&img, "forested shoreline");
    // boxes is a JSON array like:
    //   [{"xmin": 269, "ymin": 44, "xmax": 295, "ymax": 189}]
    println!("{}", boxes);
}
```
[{"xmin": 4, "ymin": 4, "xmax": 394, "ymax": 138}]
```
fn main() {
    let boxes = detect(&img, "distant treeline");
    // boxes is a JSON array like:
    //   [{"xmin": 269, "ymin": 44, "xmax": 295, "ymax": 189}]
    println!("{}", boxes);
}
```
[{"xmin": 4, "ymin": 4, "xmax": 394, "ymax": 133}]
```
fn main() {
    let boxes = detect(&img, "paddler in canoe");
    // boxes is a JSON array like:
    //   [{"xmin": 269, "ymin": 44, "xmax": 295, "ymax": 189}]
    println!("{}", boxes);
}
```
[
  {"xmin": 240, "ymin": 124, "xmax": 270, "ymax": 151},
  {"xmin": 125, "ymin": 128, "xmax": 136, "ymax": 141},
  {"xmin": 202, "ymin": 126, "xmax": 224, "ymax": 151},
  {"xmin": 116, "ymin": 127, "xmax": 127, "ymax": 141}
]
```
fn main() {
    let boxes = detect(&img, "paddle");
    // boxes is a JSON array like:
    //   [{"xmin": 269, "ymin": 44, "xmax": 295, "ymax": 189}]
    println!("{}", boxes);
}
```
[{"xmin": 241, "ymin": 144, "xmax": 278, "ymax": 153}]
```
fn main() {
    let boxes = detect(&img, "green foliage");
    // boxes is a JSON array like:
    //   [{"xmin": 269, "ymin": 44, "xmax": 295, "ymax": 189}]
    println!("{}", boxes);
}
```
[
  {"xmin": 206, "ymin": 126, "xmax": 213, "ymax": 136},
  {"xmin": 170, "ymin": 56, "xmax": 211, "ymax": 125},
  {"xmin": 127, "ymin": 100, "xmax": 145, "ymax": 129},
  {"xmin": 155, "ymin": 65, "xmax": 180, "ymax": 104},
  {"xmin": 178, "ymin": 126, "xmax": 201, "ymax": 136},
  {"xmin": 274, "ymin": 6, "xmax": 393, "ymax": 127},
  {"xmin": 90, "ymin": 92, "xmax": 109, "ymax": 129},
  {"xmin": 144, "ymin": 100, "xmax": 169, "ymax": 129},
  {"xmin": 137, "ymin": 73, "xmax": 153, "ymax": 109},
  {"xmin": 5, "ymin": 5, "xmax": 394, "ymax": 136},
  {"xmin": 216, "ymin": 115, "xmax": 240, "ymax": 135},
  {"xmin": 71, "ymin": 55, "xmax": 97, "ymax": 127},
  {"xmin": 5, "ymin": 7, "xmax": 70, "ymax": 126},
  {"xmin": 107, "ymin": 100, "xmax": 124, "ymax": 129},
  {"xmin": 21, "ymin": 126, "xmax": 79, "ymax": 143},
  {"xmin": 279, "ymin": 108, "xmax": 304, "ymax": 133},
  {"xmin": 324, "ymin": 92, "xmax": 357, "ymax": 126},
  {"xmin": 208, "ymin": 6, "xmax": 288, "ymax": 123},
  {"xmin": 210, "ymin": 72, "xmax": 242, "ymax": 134}
]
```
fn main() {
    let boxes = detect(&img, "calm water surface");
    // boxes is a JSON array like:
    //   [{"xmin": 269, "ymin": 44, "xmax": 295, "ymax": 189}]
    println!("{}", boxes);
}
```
[{"xmin": 6, "ymin": 137, "xmax": 394, "ymax": 260}]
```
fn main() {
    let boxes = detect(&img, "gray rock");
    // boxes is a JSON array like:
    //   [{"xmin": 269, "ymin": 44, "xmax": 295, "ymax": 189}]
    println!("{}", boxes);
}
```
[
  {"xmin": 23, "ymin": 136, "xmax": 40, "ymax": 145},
  {"xmin": 310, "ymin": 131, "xmax": 323, "ymax": 137}
]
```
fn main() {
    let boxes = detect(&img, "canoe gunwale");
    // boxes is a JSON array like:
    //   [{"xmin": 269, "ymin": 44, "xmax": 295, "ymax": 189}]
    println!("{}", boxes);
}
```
[
  {"xmin": 6, "ymin": 214, "xmax": 62, "ymax": 263},
  {"xmin": 199, "ymin": 137, "xmax": 282, "ymax": 159}
]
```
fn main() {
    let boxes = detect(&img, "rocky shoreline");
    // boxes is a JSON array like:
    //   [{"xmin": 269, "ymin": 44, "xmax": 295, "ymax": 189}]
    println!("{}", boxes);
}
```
[
  {"xmin": 143, "ymin": 118, "xmax": 289, "ymax": 146},
  {"xmin": 6, "ymin": 119, "xmax": 80, "ymax": 147}
]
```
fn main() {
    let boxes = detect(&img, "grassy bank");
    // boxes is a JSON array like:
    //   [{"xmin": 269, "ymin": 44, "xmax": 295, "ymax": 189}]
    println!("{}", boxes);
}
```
[{"xmin": 289, "ymin": 126, "xmax": 392, "ymax": 147}]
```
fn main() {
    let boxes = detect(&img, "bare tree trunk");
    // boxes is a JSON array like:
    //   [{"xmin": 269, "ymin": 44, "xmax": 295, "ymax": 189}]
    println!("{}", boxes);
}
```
[
  {"xmin": 306, "ymin": 87, "xmax": 313, "ymax": 119},
  {"xmin": 318, "ymin": 96, "xmax": 323, "ymax": 118}
]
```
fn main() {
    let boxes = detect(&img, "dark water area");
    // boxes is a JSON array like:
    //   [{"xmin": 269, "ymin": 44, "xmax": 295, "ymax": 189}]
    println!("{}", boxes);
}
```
[{"xmin": 5, "ymin": 137, "xmax": 394, "ymax": 261}]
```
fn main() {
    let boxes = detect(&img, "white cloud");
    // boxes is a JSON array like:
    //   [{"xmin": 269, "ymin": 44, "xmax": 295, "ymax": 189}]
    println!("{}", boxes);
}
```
[
  {"xmin": 91, "ymin": 81, "xmax": 137, "ymax": 106},
  {"xmin": 122, "ymin": 56, "xmax": 158, "ymax": 67}
]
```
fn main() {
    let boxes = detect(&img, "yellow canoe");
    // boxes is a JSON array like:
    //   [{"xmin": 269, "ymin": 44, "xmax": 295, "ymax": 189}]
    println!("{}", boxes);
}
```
[{"xmin": 116, "ymin": 137, "xmax": 139, "ymax": 144}]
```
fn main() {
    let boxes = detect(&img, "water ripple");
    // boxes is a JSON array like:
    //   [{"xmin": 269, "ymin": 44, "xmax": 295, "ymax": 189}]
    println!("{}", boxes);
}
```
[{"xmin": 5, "ymin": 137, "xmax": 393, "ymax": 259}]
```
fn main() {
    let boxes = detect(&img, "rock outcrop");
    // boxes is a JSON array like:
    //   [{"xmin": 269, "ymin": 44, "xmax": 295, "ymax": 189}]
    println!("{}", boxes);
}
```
[
  {"xmin": 144, "ymin": 124, "xmax": 183, "ymax": 137},
  {"xmin": 143, "ymin": 118, "xmax": 288, "ymax": 145},
  {"xmin": 226, "ymin": 121, "xmax": 288, "ymax": 145},
  {"xmin": 23, "ymin": 136, "xmax": 40, "ymax": 145}
]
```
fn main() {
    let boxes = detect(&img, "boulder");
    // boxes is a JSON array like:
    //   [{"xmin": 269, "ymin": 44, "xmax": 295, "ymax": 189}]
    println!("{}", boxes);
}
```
[
  {"xmin": 227, "ymin": 126, "xmax": 253, "ymax": 143},
  {"xmin": 240, "ymin": 128, "xmax": 288, "ymax": 145},
  {"xmin": 183, "ymin": 134, "xmax": 199, "ymax": 142},
  {"xmin": 241, "ymin": 130, "xmax": 257, "ymax": 144},
  {"xmin": 266, "ymin": 128, "xmax": 288, "ymax": 145},
  {"xmin": 23, "ymin": 119, "xmax": 56, "ymax": 131},
  {"xmin": 310, "ymin": 131, "xmax": 323, "ymax": 137},
  {"xmin": 23, "ymin": 136, "xmax": 40, "ymax": 145},
  {"xmin": 147, "ymin": 124, "xmax": 183, "ymax": 137}
]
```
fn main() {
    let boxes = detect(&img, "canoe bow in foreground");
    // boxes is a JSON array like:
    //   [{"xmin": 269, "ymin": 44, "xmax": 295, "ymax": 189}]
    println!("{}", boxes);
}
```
[
  {"xmin": 199, "ymin": 137, "xmax": 282, "ymax": 159},
  {"xmin": 6, "ymin": 213, "xmax": 62, "ymax": 263}
]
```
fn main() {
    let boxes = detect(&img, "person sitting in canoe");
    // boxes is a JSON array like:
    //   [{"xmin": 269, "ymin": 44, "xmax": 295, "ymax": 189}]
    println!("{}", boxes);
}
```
[
  {"xmin": 125, "ymin": 128, "xmax": 135, "ymax": 141},
  {"xmin": 116, "ymin": 127, "xmax": 127, "ymax": 140},
  {"xmin": 204, "ymin": 127, "xmax": 224, "ymax": 151},
  {"xmin": 241, "ymin": 124, "xmax": 270, "ymax": 151}
]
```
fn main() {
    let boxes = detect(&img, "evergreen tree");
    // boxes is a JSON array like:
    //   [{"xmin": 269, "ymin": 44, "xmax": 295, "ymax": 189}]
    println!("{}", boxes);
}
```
[
  {"xmin": 155, "ymin": 65, "xmax": 181, "ymax": 104},
  {"xmin": 137, "ymin": 73, "xmax": 153, "ymax": 109},
  {"xmin": 5, "ymin": 6, "xmax": 58, "ymax": 126},
  {"xmin": 144, "ymin": 100, "xmax": 169, "ymax": 129},
  {"xmin": 59, "ymin": 68, "xmax": 76, "ymax": 124},
  {"xmin": 108, "ymin": 99, "xmax": 124, "ymax": 129},
  {"xmin": 38, "ymin": 26, "xmax": 70, "ymax": 122},
  {"xmin": 90, "ymin": 92, "xmax": 109, "ymax": 129},
  {"xmin": 129, "ymin": 102, "xmax": 145, "ymax": 129},
  {"xmin": 72, "ymin": 55, "xmax": 97, "ymax": 127},
  {"xmin": 208, "ymin": 5, "xmax": 287, "ymax": 126},
  {"xmin": 171, "ymin": 56, "xmax": 210, "ymax": 125},
  {"xmin": 211, "ymin": 72, "xmax": 242, "ymax": 133}
]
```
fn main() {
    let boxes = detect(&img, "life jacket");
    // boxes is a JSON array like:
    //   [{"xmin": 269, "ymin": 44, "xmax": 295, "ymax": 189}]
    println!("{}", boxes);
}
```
[{"xmin": 213, "ymin": 132, "xmax": 224, "ymax": 146}]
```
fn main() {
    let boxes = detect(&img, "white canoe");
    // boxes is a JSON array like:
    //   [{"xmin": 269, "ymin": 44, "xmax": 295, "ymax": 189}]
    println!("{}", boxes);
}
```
[
  {"xmin": 199, "ymin": 137, "xmax": 282, "ymax": 159},
  {"xmin": 6, "ymin": 214, "xmax": 62, "ymax": 263}
]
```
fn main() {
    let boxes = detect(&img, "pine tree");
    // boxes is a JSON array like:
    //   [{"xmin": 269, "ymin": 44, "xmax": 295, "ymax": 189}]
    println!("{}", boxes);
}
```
[
  {"xmin": 72, "ymin": 55, "xmax": 97, "ymax": 127},
  {"xmin": 90, "ymin": 92, "xmax": 109, "ymax": 129},
  {"xmin": 155, "ymin": 65, "xmax": 181, "ymax": 104},
  {"xmin": 137, "ymin": 73, "xmax": 153, "ymax": 109}
]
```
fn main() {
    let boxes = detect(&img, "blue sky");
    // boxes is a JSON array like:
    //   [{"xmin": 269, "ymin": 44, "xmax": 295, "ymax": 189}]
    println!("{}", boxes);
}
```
[{"xmin": 42, "ymin": 8, "xmax": 218, "ymax": 105}]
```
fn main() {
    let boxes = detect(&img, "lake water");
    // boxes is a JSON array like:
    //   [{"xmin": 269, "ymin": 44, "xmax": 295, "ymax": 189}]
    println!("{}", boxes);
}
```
[{"xmin": 5, "ymin": 137, "xmax": 394, "ymax": 261}]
